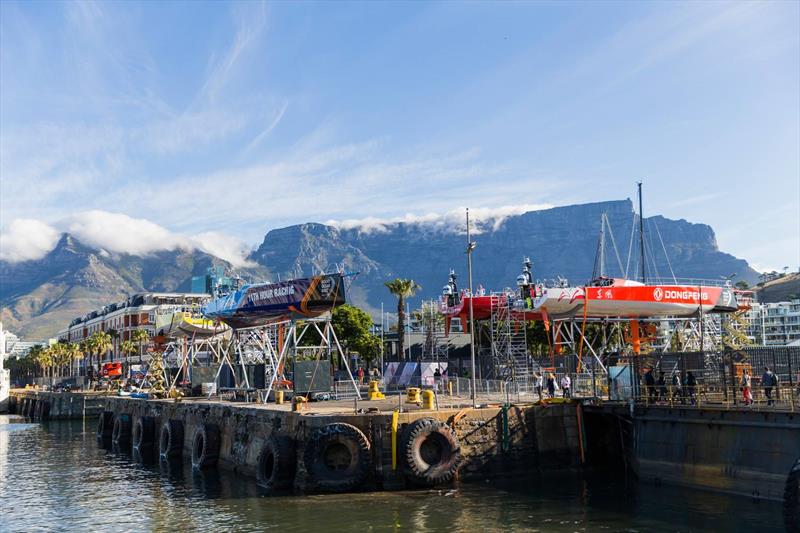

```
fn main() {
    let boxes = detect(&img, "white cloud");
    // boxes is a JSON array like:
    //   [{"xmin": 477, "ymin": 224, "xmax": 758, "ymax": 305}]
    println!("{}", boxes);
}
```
[
  {"xmin": 326, "ymin": 204, "xmax": 553, "ymax": 234},
  {"xmin": 190, "ymin": 232, "xmax": 256, "ymax": 268},
  {"xmin": 0, "ymin": 211, "xmax": 253, "ymax": 266},
  {"xmin": 0, "ymin": 219, "xmax": 60, "ymax": 262},
  {"xmin": 61, "ymin": 211, "xmax": 187, "ymax": 256}
]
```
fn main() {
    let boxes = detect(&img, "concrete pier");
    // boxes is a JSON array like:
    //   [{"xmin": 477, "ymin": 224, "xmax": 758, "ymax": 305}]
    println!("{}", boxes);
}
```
[
  {"xmin": 8, "ymin": 390, "xmax": 106, "ymax": 420},
  {"xmin": 585, "ymin": 404, "xmax": 800, "ymax": 503},
  {"xmin": 97, "ymin": 396, "xmax": 584, "ymax": 491}
]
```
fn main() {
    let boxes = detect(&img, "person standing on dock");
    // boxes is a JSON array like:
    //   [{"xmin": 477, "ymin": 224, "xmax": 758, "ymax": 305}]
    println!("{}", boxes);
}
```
[
  {"xmin": 644, "ymin": 368, "xmax": 656, "ymax": 404},
  {"xmin": 685, "ymin": 371, "xmax": 697, "ymax": 405},
  {"xmin": 546, "ymin": 373, "xmax": 556, "ymax": 398},
  {"xmin": 357, "ymin": 366, "xmax": 365, "ymax": 385},
  {"xmin": 533, "ymin": 372, "xmax": 544, "ymax": 401},
  {"xmin": 671, "ymin": 372, "xmax": 682, "ymax": 404},
  {"xmin": 741, "ymin": 369, "xmax": 753, "ymax": 406},
  {"xmin": 761, "ymin": 367, "xmax": 777, "ymax": 406},
  {"xmin": 657, "ymin": 372, "xmax": 667, "ymax": 403},
  {"xmin": 560, "ymin": 374, "xmax": 571, "ymax": 399}
]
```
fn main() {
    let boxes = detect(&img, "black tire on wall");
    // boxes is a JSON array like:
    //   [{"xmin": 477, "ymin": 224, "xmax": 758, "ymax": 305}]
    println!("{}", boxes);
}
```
[
  {"xmin": 112, "ymin": 414, "xmax": 132, "ymax": 449},
  {"xmin": 303, "ymin": 422, "xmax": 371, "ymax": 493},
  {"xmin": 785, "ymin": 457, "xmax": 800, "ymax": 533},
  {"xmin": 257, "ymin": 435, "xmax": 297, "ymax": 490},
  {"xmin": 133, "ymin": 416, "xmax": 156, "ymax": 452},
  {"xmin": 401, "ymin": 417, "xmax": 461, "ymax": 486},
  {"xmin": 97, "ymin": 411, "xmax": 114, "ymax": 440},
  {"xmin": 8, "ymin": 396, "xmax": 16, "ymax": 414},
  {"xmin": 159, "ymin": 419, "xmax": 184, "ymax": 460},
  {"xmin": 191, "ymin": 424, "xmax": 221, "ymax": 470},
  {"xmin": 28, "ymin": 399, "xmax": 37, "ymax": 419}
]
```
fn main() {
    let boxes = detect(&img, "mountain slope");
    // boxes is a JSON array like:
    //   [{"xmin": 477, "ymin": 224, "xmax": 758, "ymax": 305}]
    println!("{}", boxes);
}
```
[{"xmin": 0, "ymin": 234, "xmax": 268, "ymax": 339}]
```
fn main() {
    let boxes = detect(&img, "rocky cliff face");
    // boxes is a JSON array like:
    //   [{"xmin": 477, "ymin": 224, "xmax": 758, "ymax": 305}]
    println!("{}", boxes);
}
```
[{"xmin": 250, "ymin": 200, "xmax": 758, "ymax": 315}]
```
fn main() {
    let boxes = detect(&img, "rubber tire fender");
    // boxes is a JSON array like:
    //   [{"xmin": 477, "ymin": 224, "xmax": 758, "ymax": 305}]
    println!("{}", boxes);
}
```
[
  {"xmin": 28, "ymin": 399, "xmax": 37, "ymax": 419},
  {"xmin": 303, "ymin": 422, "xmax": 371, "ymax": 493},
  {"xmin": 785, "ymin": 457, "xmax": 800, "ymax": 533},
  {"xmin": 401, "ymin": 417, "xmax": 462, "ymax": 486},
  {"xmin": 40, "ymin": 401, "xmax": 51, "ymax": 421},
  {"xmin": 191, "ymin": 423, "xmax": 221, "ymax": 470},
  {"xmin": 112, "ymin": 414, "xmax": 132, "ymax": 448},
  {"xmin": 257, "ymin": 435, "xmax": 297, "ymax": 490},
  {"xmin": 97, "ymin": 411, "xmax": 114, "ymax": 440},
  {"xmin": 133, "ymin": 416, "xmax": 156, "ymax": 452},
  {"xmin": 159, "ymin": 419, "xmax": 184, "ymax": 460}
]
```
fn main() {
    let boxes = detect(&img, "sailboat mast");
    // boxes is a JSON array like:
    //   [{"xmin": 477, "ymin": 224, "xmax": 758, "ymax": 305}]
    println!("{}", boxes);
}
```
[
  {"xmin": 638, "ymin": 181, "xmax": 646, "ymax": 283},
  {"xmin": 599, "ymin": 214, "xmax": 606, "ymax": 278}
]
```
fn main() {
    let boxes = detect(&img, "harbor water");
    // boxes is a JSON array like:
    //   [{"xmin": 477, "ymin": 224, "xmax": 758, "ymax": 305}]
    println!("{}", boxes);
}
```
[{"xmin": 0, "ymin": 415, "xmax": 786, "ymax": 532}]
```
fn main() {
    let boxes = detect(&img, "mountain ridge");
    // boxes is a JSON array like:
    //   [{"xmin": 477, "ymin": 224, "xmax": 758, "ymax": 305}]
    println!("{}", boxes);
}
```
[{"xmin": 1, "ymin": 199, "xmax": 759, "ymax": 339}]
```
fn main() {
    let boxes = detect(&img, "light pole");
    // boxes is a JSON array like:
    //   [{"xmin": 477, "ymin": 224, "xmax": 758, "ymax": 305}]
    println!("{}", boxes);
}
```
[{"xmin": 466, "ymin": 209, "xmax": 478, "ymax": 407}]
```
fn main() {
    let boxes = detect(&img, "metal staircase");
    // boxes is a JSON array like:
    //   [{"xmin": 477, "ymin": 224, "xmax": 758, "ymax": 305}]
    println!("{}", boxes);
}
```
[{"xmin": 490, "ymin": 294, "xmax": 530, "ymax": 382}]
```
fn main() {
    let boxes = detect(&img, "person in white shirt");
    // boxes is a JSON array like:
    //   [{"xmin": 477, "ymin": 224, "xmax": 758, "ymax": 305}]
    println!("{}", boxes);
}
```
[{"xmin": 560, "ymin": 374, "xmax": 571, "ymax": 399}]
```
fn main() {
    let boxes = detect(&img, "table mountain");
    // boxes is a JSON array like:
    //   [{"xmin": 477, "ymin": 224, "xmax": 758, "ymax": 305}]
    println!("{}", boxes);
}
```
[{"xmin": 249, "ymin": 199, "xmax": 758, "ymax": 316}]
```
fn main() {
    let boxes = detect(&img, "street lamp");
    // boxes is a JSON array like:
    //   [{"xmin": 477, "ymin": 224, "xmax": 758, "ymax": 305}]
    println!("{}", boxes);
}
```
[{"xmin": 465, "ymin": 209, "xmax": 478, "ymax": 407}]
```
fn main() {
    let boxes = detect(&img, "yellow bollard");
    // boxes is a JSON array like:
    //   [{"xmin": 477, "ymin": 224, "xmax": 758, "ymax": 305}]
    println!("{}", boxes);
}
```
[
  {"xmin": 275, "ymin": 390, "xmax": 284, "ymax": 404},
  {"xmin": 367, "ymin": 380, "xmax": 385, "ymax": 400},
  {"xmin": 406, "ymin": 387, "xmax": 421, "ymax": 404},
  {"xmin": 421, "ymin": 389, "xmax": 435, "ymax": 410},
  {"xmin": 448, "ymin": 381, "xmax": 453, "ymax": 396},
  {"xmin": 292, "ymin": 395, "xmax": 308, "ymax": 412}
]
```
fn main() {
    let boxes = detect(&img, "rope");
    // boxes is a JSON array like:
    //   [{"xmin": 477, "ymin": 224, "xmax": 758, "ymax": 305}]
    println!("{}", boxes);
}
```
[{"xmin": 652, "ymin": 219, "xmax": 677, "ymax": 283}]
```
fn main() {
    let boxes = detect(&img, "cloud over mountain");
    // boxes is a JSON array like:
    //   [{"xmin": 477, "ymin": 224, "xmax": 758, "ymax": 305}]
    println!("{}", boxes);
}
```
[{"xmin": 0, "ymin": 210, "xmax": 254, "ymax": 267}]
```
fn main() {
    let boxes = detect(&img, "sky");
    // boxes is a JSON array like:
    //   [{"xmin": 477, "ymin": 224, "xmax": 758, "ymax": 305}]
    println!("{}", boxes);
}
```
[{"xmin": 0, "ymin": 1, "xmax": 798, "ymax": 271}]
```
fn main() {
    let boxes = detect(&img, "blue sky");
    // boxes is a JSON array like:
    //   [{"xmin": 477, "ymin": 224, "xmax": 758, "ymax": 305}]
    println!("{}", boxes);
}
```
[{"xmin": 1, "ymin": 1, "xmax": 798, "ymax": 271}]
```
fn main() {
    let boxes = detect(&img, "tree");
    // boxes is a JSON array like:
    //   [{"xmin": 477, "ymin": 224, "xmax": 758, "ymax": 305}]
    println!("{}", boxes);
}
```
[
  {"xmin": 89, "ymin": 331, "xmax": 113, "ymax": 378},
  {"xmin": 79, "ymin": 339, "xmax": 92, "ymax": 378},
  {"xmin": 6, "ymin": 352, "xmax": 37, "ymax": 384},
  {"xmin": 121, "ymin": 340, "xmax": 137, "ymax": 378},
  {"xmin": 329, "ymin": 304, "xmax": 382, "ymax": 368},
  {"xmin": 734, "ymin": 280, "xmax": 750, "ymax": 290},
  {"xmin": 131, "ymin": 329, "xmax": 150, "ymax": 365},
  {"xmin": 60, "ymin": 342, "xmax": 83, "ymax": 378},
  {"xmin": 332, "ymin": 304, "xmax": 374, "ymax": 345},
  {"xmin": 352, "ymin": 333, "xmax": 382, "ymax": 367},
  {"xmin": 384, "ymin": 278, "xmax": 421, "ymax": 360}
]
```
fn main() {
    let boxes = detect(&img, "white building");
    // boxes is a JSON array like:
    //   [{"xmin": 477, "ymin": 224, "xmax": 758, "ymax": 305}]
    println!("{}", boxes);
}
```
[
  {"xmin": 744, "ymin": 299, "xmax": 800, "ymax": 346},
  {"xmin": 57, "ymin": 292, "xmax": 210, "ymax": 370},
  {"xmin": 2, "ymin": 330, "xmax": 48, "ymax": 359}
]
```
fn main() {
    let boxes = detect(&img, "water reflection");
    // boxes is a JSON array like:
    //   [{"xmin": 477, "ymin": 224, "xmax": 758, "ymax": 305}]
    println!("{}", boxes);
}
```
[{"xmin": 0, "ymin": 416, "xmax": 788, "ymax": 532}]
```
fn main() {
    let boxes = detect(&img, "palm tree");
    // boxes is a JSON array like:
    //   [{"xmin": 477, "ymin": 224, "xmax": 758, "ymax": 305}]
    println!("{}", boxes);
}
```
[
  {"xmin": 90, "ymin": 331, "xmax": 113, "ymax": 379},
  {"xmin": 131, "ymin": 329, "xmax": 150, "ymax": 365},
  {"xmin": 121, "ymin": 340, "xmax": 137, "ymax": 379},
  {"xmin": 64, "ymin": 343, "xmax": 83, "ymax": 378},
  {"xmin": 34, "ymin": 346, "xmax": 55, "ymax": 386},
  {"xmin": 79, "ymin": 339, "xmax": 92, "ymax": 379},
  {"xmin": 384, "ymin": 278, "xmax": 421, "ymax": 360}
]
